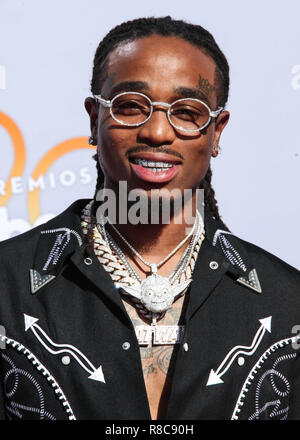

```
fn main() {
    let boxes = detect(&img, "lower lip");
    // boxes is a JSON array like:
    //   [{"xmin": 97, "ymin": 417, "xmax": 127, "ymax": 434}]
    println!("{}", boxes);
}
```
[{"xmin": 130, "ymin": 163, "xmax": 180, "ymax": 183}]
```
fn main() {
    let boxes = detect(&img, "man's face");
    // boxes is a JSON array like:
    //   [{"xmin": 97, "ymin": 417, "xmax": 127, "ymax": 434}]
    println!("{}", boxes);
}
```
[{"xmin": 86, "ymin": 35, "xmax": 229, "ymax": 196}]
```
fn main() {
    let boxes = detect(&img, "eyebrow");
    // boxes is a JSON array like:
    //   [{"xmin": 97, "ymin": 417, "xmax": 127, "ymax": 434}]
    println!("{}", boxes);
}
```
[
  {"xmin": 108, "ymin": 82, "xmax": 212, "ymax": 106},
  {"xmin": 109, "ymin": 81, "xmax": 149, "ymax": 98},
  {"xmin": 174, "ymin": 87, "xmax": 211, "ymax": 106}
]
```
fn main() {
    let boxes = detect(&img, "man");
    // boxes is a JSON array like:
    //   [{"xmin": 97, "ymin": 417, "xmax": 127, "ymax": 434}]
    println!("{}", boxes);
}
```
[{"xmin": 0, "ymin": 16, "xmax": 299, "ymax": 420}]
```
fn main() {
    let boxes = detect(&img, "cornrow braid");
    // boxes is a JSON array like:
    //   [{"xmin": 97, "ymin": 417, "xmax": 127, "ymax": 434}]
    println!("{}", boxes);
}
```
[
  {"xmin": 93, "ymin": 153, "xmax": 104, "ymax": 199},
  {"xmin": 90, "ymin": 16, "xmax": 230, "ymax": 230},
  {"xmin": 202, "ymin": 166, "xmax": 228, "ymax": 228}
]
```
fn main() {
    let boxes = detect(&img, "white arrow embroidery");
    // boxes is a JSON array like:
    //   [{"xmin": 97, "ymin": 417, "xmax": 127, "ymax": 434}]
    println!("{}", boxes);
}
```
[
  {"xmin": 24, "ymin": 314, "xmax": 105, "ymax": 383},
  {"xmin": 206, "ymin": 316, "xmax": 272, "ymax": 386}
]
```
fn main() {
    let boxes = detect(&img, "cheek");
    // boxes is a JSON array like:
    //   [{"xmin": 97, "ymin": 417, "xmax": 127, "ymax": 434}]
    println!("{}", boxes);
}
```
[
  {"xmin": 98, "ymin": 124, "xmax": 133, "ymax": 170},
  {"xmin": 184, "ymin": 139, "xmax": 213, "ymax": 175}
]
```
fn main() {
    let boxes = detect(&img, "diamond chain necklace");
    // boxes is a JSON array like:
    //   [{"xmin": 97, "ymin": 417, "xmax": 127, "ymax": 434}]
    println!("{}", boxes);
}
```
[
  {"xmin": 102, "ymin": 226, "xmax": 195, "ymax": 285},
  {"xmin": 96, "ymin": 207, "xmax": 205, "ymax": 317},
  {"xmin": 81, "ymin": 201, "xmax": 205, "ymax": 344},
  {"xmin": 101, "ymin": 210, "xmax": 201, "ymax": 277}
]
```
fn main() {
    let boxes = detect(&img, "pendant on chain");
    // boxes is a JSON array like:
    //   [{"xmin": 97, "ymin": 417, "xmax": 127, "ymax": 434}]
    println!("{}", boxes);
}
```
[
  {"xmin": 116, "ymin": 275, "xmax": 191, "ymax": 314},
  {"xmin": 135, "ymin": 323, "xmax": 185, "ymax": 345}
]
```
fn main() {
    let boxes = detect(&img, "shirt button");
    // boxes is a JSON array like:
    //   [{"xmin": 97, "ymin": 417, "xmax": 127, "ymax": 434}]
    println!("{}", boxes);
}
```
[
  {"xmin": 84, "ymin": 257, "xmax": 93, "ymax": 265},
  {"xmin": 61, "ymin": 355, "xmax": 71, "ymax": 365},
  {"xmin": 209, "ymin": 261, "xmax": 219, "ymax": 270},
  {"xmin": 122, "ymin": 342, "xmax": 130, "ymax": 350},
  {"xmin": 183, "ymin": 342, "xmax": 189, "ymax": 352},
  {"xmin": 237, "ymin": 356, "xmax": 245, "ymax": 366}
]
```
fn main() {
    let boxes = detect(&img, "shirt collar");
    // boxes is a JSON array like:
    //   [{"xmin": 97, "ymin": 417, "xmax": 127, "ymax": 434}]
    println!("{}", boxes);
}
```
[
  {"xmin": 204, "ymin": 213, "xmax": 262, "ymax": 293},
  {"xmin": 32, "ymin": 199, "xmax": 88, "ymax": 277},
  {"xmin": 31, "ymin": 199, "xmax": 262, "ymax": 295}
]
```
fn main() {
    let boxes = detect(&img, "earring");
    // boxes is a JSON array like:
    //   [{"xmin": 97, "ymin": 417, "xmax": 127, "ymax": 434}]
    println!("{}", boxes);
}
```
[
  {"xmin": 88, "ymin": 136, "xmax": 95, "ymax": 145},
  {"xmin": 213, "ymin": 144, "xmax": 221, "ymax": 156}
]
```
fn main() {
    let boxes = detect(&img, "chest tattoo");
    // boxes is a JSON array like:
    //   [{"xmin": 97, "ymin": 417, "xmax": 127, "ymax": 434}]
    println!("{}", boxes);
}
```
[{"xmin": 122, "ymin": 296, "xmax": 186, "ymax": 378}]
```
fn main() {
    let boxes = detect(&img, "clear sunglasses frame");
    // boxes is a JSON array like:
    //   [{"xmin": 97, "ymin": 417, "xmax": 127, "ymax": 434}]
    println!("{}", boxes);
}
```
[{"xmin": 93, "ymin": 91, "xmax": 223, "ymax": 133}]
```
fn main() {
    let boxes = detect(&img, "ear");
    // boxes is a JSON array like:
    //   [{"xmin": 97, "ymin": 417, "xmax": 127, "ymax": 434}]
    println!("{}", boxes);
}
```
[
  {"xmin": 211, "ymin": 110, "xmax": 230, "ymax": 157},
  {"xmin": 84, "ymin": 97, "xmax": 98, "ymax": 140}
]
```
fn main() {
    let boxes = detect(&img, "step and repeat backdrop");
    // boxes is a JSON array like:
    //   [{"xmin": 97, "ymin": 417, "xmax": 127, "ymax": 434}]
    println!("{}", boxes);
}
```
[{"xmin": 0, "ymin": 0, "xmax": 299, "ymax": 268}]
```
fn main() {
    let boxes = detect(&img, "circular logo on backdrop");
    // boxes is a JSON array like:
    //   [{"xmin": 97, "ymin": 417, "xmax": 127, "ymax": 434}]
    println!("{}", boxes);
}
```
[{"xmin": 0, "ymin": 111, "xmax": 95, "ymax": 240}]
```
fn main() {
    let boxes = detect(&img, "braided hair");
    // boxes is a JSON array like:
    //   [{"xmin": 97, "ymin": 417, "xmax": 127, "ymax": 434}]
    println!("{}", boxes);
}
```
[{"xmin": 90, "ymin": 16, "xmax": 230, "ymax": 228}]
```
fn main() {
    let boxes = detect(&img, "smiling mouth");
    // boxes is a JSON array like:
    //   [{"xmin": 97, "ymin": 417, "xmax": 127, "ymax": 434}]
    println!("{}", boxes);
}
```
[
  {"xmin": 128, "ymin": 153, "xmax": 182, "ymax": 183},
  {"xmin": 130, "ymin": 158, "xmax": 178, "ymax": 172}
]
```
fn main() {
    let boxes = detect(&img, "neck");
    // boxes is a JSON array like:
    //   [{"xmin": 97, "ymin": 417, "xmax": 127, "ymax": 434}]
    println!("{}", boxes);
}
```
[
  {"xmin": 96, "ymin": 189, "xmax": 200, "ymax": 255},
  {"xmin": 94, "ymin": 186, "xmax": 203, "ymax": 278}
]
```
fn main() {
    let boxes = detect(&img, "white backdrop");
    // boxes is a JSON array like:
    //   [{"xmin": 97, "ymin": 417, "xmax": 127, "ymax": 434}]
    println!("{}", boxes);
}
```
[{"xmin": 0, "ymin": 0, "xmax": 299, "ymax": 268}]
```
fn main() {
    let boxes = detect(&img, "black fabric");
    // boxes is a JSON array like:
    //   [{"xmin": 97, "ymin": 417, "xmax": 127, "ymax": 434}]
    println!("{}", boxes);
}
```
[{"xmin": 0, "ymin": 199, "xmax": 299, "ymax": 420}]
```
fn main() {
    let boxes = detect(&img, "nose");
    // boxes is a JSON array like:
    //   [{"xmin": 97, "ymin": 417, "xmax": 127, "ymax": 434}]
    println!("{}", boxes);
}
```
[{"xmin": 137, "ymin": 107, "xmax": 176, "ymax": 146}]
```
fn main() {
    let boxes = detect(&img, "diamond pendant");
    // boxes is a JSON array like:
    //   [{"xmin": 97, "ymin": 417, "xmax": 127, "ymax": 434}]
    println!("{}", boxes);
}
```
[
  {"xmin": 116, "ymin": 276, "xmax": 192, "ymax": 314},
  {"xmin": 140, "ymin": 274, "xmax": 174, "ymax": 313},
  {"xmin": 135, "ymin": 324, "xmax": 185, "ymax": 345}
]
